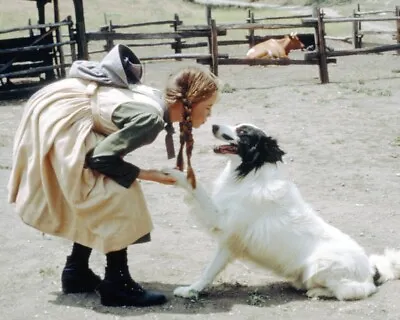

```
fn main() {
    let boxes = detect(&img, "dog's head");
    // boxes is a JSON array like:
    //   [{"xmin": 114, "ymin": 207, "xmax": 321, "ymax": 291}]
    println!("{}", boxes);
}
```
[{"xmin": 212, "ymin": 123, "xmax": 285, "ymax": 178}]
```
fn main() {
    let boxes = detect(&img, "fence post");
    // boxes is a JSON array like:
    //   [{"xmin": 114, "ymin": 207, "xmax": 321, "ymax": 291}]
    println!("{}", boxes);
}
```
[
  {"xmin": 53, "ymin": 0, "xmax": 65, "ymax": 78},
  {"xmin": 396, "ymin": 6, "xmax": 400, "ymax": 55},
  {"xmin": 210, "ymin": 19, "xmax": 219, "ymax": 76},
  {"xmin": 28, "ymin": 19, "xmax": 34, "ymax": 37},
  {"xmin": 352, "ymin": 9, "xmax": 360, "ymax": 48},
  {"xmin": 247, "ymin": 9, "xmax": 255, "ymax": 47},
  {"xmin": 314, "ymin": 7, "xmax": 329, "ymax": 84},
  {"xmin": 103, "ymin": 20, "xmax": 115, "ymax": 52},
  {"xmin": 67, "ymin": 15, "xmax": 77, "ymax": 62},
  {"xmin": 173, "ymin": 13, "xmax": 182, "ymax": 61},
  {"xmin": 73, "ymin": 0, "xmax": 88, "ymax": 60}
]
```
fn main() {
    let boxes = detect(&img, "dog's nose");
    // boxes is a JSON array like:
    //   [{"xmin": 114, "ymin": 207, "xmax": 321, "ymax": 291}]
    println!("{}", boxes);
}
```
[{"xmin": 212, "ymin": 124, "xmax": 219, "ymax": 134}]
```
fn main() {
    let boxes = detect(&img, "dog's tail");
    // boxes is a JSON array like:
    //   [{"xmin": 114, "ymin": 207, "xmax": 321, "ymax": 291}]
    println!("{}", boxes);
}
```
[{"xmin": 369, "ymin": 249, "xmax": 400, "ymax": 285}]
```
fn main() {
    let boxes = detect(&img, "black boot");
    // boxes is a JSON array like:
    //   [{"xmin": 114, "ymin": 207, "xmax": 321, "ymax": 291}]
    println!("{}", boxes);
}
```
[
  {"xmin": 61, "ymin": 243, "xmax": 101, "ymax": 294},
  {"xmin": 97, "ymin": 248, "xmax": 167, "ymax": 307},
  {"xmin": 97, "ymin": 268, "xmax": 167, "ymax": 307}
]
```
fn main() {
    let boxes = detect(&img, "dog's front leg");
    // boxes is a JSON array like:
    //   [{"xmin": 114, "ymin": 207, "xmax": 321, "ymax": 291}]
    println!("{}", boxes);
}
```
[{"xmin": 174, "ymin": 246, "xmax": 232, "ymax": 299}]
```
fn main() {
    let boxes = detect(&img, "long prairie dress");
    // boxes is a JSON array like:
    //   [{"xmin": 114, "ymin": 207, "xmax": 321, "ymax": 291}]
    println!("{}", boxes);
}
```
[{"xmin": 8, "ymin": 76, "xmax": 169, "ymax": 253}]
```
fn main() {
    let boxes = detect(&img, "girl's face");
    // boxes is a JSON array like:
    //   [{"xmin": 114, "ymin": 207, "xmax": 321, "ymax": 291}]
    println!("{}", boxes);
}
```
[{"xmin": 191, "ymin": 92, "xmax": 218, "ymax": 128}]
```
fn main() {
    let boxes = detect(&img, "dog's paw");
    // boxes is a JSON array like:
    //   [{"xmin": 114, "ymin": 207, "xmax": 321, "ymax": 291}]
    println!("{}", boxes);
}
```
[
  {"xmin": 173, "ymin": 286, "xmax": 200, "ymax": 299},
  {"xmin": 306, "ymin": 287, "xmax": 334, "ymax": 300},
  {"xmin": 162, "ymin": 167, "xmax": 192, "ymax": 190}
]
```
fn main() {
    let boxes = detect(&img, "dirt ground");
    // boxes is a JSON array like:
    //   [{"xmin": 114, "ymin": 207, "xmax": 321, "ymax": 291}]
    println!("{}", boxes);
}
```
[{"xmin": 1, "ymin": 8, "xmax": 400, "ymax": 320}]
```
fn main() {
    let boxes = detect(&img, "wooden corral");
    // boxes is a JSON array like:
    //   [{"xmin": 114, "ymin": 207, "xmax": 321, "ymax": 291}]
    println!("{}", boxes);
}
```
[
  {"xmin": 3, "ymin": 2, "xmax": 400, "ymax": 99},
  {"xmin": 0, "ymin": 0, "xmax": 80, "ymax": 98},
  {"xmin": 196, "ymin": 6, "xmax": 400, "ymax": 84}
]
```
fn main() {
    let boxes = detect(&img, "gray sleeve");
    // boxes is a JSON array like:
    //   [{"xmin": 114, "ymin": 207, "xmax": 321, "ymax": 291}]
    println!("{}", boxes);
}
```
[
  {"xmin": 85, "ymin": 102, "xmax": 165, "ymax": 188},
  {"xmin": 91, "ymin": 104, "xmax": 165, "ymax": 157}
]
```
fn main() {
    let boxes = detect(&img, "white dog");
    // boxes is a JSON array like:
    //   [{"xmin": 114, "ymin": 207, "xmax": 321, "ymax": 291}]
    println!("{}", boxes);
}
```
[{"xmin": 163, "ymin": 123, "xmax": 400, "ymax": 301}]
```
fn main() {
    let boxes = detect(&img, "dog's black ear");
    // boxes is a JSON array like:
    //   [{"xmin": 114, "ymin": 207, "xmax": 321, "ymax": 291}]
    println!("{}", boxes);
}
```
[
  {"xmin": 243, "ymin": 145, "xmax": 261, "ymax": 164},
  {"xmin": 262, "ymin": 136, "xmax": 285, "ymax": 163}
]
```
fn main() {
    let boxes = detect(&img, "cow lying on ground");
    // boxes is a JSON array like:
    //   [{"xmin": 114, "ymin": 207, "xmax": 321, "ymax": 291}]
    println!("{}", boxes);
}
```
[{"xmin": 246, "ymin": 32, "xmax": 305, "ymax": 59}]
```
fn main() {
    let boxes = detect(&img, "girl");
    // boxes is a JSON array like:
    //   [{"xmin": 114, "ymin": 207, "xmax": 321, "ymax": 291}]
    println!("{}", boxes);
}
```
[{"xmin": 8, "ymin": 44, "xmax": 219, "ymax": 307}]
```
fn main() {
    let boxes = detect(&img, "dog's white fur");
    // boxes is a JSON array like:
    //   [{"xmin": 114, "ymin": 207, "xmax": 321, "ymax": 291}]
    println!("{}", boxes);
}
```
[{"xmin": 163, "ymin": 124, "xmax": 400, "ymax": 301}]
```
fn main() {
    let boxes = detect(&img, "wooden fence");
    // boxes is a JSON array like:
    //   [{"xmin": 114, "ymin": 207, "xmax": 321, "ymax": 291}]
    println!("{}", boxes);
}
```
[
  {"xmin": 302, "ymin": 10, "xmax": 400, "ymax": 84},
  {"xmin": 86, "ymin": 14, "xmax": 228, "ymax": 62},
  {"xmin": 196, "ymin": 6, "xmax": 400, "ymax": 84},
  {"xmin": 2, "ymin": 5, "xmax": 400, "ymax": 98},
  {"xmin": 0, "ymin": 16, "xmax": 76, "ymax": 97},
  {"xmin": 352, "ymin": 4, "xmax": 400, "ymax": 49}
]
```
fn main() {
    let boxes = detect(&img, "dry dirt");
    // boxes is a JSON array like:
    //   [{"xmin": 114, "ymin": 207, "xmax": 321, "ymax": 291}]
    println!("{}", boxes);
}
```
[{"xmin": 1, "ymin": 7, "xmax": 400, "ymax": 320}]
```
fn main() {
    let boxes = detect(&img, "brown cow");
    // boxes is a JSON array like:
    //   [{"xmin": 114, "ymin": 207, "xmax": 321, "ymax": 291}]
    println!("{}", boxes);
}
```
[{"xmin": 246, "ymin": 32, "xmax": 305, "ymax": 59}]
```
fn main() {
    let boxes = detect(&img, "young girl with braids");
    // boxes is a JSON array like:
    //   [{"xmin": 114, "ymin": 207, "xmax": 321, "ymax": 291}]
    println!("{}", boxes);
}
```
[{"xmin": 8, "ymin": 44, "xmax": 219, "ymax": 307}]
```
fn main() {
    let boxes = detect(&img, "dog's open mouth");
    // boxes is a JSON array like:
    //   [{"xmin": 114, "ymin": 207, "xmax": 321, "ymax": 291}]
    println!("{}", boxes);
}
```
[{"xmin": 213, "ymin": 144, "xmax": 238, "ymax": 154}]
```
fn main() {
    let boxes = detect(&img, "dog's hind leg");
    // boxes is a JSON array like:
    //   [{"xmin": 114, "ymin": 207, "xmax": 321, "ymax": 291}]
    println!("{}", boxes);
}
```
[{"xmin": 174, "ymin": 246, "xmax": 233, "ymax": 299}]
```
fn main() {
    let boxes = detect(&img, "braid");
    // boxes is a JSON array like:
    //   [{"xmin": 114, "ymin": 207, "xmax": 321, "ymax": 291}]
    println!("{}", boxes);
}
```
[{"xmin": 176, "ymin": 98, "xmax": 196, "ymax": 188}]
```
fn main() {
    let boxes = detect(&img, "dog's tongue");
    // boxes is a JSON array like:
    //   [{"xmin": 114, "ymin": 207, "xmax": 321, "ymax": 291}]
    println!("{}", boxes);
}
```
[{"xmin": 213, "ymin": 145, "xmax": 238, "ymax": 154}]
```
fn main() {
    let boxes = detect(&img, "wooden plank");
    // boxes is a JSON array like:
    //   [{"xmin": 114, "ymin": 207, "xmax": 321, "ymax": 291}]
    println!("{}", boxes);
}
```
[
  {"xmin": 110, "ymin": 20, "xmax": 177, "ymax": 29},
  {"xmin": 0, "ymin": 40, "xmax": 75, "ymax": 55},
  {"xmin": 217, "ymin": 22, "xmax": 305, "ymax": 30},
  {"xmin": 359, "ymin": 30, "xmax": 395, "ymax": 35},
  {"xmin": 172, "ymin": 39, "xmax": 247, "ymax": 49},
  {"xmin": 0, "ymin": 63, "xmax": 71, "ymax": 78},
  {"xmin": 140, "ymin": 53, "xmax": 229, "ymax": 61},
  {"xmin": 355, "ymin": 10, "xmax": 395, "ymax": 15},
  {"xmin": 253, "ymin": 14, "xmax": 312, "ymax": 22},
  {"xmin": 196, "ymin": 57, "xmax": 336, "ymax": 66},
  {"xmin": 0, "ymin": 20, "xmax": 71, "ymax": 35},
  {"xmin": 86, "ymin": 30, "xmax": 226, "ymax": 42},
  {"xmin": 305, "ymin": 43, "xmax": 400, "ymax": 58},
  {"xmin": 131, "ymin": 41, "xmax": 182, "ymax": 47},
  {"xmin": 303, "ymin": 16, "xmax": 400, "ymax": 24}
]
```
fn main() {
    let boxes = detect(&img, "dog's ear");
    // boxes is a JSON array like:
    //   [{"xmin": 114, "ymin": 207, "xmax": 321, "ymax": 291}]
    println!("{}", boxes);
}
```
[
  {"xmin": 238, "ymin": 136, "xmax": 260, "ymax": 164},
  {"xmin": 262, "ymin": 136, "xmax": 285, "ymax": 163},
  {"xmin": 243, "ymin": 145, "xmax": 261, "ymax": 164}
]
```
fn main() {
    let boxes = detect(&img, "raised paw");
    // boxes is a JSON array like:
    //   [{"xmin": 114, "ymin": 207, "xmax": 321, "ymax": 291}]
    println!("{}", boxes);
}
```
[
  {"xmin": 162, "ymin": 167, "xmax": 192, "ymax": 190},
  {"xmin": 173, "ymin": 286, "xmax": 200, "ymax": 299}
]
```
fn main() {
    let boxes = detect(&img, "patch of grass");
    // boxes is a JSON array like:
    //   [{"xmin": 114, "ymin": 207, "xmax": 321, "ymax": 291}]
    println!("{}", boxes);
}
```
[
  {"xmin": 392, "ymin": 137, "xmax": 400, "ymax": 146},
  {"xmin": 39, "ymin": 267, "xmax": 56, "ymax": 277},
  {"xmin": 221, "ymin": 83, "xmax": 237, "ymax": 93},
  {"xmin": 247, "ymin": 289, "xmax": 267, "ymax": 306}
]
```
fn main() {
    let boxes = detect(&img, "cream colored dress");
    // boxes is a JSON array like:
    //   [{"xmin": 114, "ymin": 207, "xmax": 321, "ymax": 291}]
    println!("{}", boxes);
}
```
[{"xmin": 8, "ymin": 77, "xmax": 167, "ymax": 253}]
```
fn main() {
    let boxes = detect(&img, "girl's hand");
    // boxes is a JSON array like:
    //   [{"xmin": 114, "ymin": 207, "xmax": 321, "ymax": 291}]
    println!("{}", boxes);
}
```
[{"xmin": 138, "ymin": 169, "xmax": 177, "ymax": 185}]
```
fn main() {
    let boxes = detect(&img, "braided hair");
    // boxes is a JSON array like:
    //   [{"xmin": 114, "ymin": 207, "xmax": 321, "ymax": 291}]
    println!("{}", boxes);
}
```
[
  {"xmin": 176, "ymin": 97, "xmax": 195, "ymax": 188},
  {"xmin": 165, "ymin": 66, "xmax": 219, "ymax": 189}
]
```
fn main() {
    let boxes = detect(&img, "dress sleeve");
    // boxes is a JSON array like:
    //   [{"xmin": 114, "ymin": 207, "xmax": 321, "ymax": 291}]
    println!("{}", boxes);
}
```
[{"xmin": 85, "ymin": 103, "xmax": 165, "ymax": 188}]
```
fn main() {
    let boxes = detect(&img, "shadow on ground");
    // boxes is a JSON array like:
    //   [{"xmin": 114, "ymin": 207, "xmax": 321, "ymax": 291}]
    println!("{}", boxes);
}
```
[{"xmin": 49, "ymin": 281, "xmax": 308, "ymax": 316}]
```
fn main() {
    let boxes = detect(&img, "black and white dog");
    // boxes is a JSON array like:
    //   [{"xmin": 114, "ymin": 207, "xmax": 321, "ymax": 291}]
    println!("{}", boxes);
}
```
[{"xmin": 163, "ymin": 123, "xmax": 400, "ymax": 301}]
